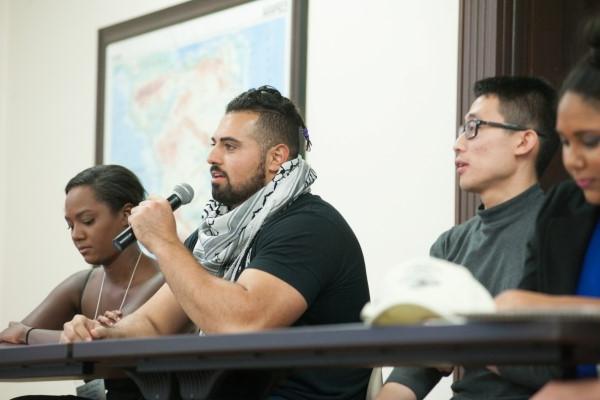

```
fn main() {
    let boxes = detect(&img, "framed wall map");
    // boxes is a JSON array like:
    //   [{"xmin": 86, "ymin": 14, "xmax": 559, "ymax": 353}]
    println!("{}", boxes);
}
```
[{"xmin": 96, "ymin": 0, "xmax": 308, "ymax": 237}]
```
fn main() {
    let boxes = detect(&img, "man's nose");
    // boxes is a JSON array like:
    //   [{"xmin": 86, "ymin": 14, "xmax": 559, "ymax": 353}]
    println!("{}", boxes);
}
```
[
  {"xmin": 453, "ymin": 132, "xmax": 467, "ymax": 153},
  {"xmin": 207, "ymin": 145, "xmax": 221, "ymax": 165}
]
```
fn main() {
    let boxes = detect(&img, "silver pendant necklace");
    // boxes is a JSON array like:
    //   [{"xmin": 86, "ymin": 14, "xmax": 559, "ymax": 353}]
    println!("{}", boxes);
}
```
[{"xmin": 93, "ymin": 251, "xmax": 142, "ymax": 320}]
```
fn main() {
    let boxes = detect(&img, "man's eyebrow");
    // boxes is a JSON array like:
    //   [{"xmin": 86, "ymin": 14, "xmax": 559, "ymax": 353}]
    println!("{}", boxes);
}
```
[{"xmin": 211, "ymin": 136, "xmax": 242, "ymax": 144}]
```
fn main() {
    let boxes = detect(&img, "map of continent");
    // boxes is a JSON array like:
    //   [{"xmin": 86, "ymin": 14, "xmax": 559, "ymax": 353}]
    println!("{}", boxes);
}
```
[{"xmin": 105, "ymin": 11, "xmax": 289, "ymax": 237}]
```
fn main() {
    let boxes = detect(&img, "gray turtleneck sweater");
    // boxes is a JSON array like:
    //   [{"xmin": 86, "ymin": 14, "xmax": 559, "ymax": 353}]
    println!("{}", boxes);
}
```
[{"xmin": 387, "ymin": 184, "xmax": 555, "ymax": 400}]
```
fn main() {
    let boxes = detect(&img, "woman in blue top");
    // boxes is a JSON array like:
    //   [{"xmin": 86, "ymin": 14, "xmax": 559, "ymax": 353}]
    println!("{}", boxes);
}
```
[{"xmin": 496, "ymin": 18, "xmax": 600, "ymax": 400}]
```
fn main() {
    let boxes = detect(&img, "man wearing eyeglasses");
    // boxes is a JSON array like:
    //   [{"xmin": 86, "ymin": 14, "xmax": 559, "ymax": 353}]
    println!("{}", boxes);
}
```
[{"xmin": 376, "ymin": 76, "xmax": 560, "ymax": 400}]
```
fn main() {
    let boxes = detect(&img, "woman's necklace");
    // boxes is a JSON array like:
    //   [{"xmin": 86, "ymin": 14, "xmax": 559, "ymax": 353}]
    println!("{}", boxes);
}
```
[{"xmin": 93, "ymin": 251, "xmax": 143, "ymax": 320}]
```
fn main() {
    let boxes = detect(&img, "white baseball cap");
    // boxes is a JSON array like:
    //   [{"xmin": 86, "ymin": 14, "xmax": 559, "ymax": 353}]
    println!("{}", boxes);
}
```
[{"xmin": 361, "ymin": 257, "xmax": 495, "ymax": 326}]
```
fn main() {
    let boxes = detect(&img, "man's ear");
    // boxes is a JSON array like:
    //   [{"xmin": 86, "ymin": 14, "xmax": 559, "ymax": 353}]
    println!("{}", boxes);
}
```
[
  {"xmin": 514, "ymin": 129, "xmax": 539, "ymax": 157},
  {"xmin": 266, "ymin": 144, "xmax": 290, "ymax": 173}
]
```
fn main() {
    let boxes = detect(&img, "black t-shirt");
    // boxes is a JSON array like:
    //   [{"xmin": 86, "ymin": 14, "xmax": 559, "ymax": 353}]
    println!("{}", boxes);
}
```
[{"xmin": 185, "ymin": 193, "xmax": 370, "ymax": 400}]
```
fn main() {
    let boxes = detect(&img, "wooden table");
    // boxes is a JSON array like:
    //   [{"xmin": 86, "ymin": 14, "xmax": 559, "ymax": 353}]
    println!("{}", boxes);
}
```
[{"xmin": 2, "ymin": 316, "xmax": 599, "ymax": 399}]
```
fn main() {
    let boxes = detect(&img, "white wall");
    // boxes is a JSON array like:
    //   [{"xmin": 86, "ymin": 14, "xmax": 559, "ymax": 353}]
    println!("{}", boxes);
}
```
[
  {"xmin": 0, "ymin": 0, "xmax": 190, "ymax": 396},
  {"xmin": 0, "ymin": 1, "xmax": 458, "ymax": 397},
  {"xmin": 307, "ymin": 1, "xmax": 458, "ymax": 292}
]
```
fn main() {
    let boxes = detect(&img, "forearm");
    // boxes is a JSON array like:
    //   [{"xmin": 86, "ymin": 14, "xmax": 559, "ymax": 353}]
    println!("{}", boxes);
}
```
[
  {"xmin": 96, "ymin": 282, "xmax": 192, "ymax": 339},
  {"xmin": 109, "ymin": 308, "xmax": 167, "ymax": 339},
  {"xmin": 549, "ymin": 296, "xmax": 600, "ymax": 307},
  {"xmin": 1, "ymin": 324, "xmax": 62, "ymax": 345},
  {"xmin": 154, "ymin": 242, "xmax": 267, "ymax": 333},
  {"xmin": 496, "ymin": 290, "xmax": 600, "ymax": 310},
  {"xmin": 0, "ymin": 322, "xmax": 62, "ymax": 344},
  {"xmin": 27, "ymin": 328, "xmax": 62, "ymax": 345}
]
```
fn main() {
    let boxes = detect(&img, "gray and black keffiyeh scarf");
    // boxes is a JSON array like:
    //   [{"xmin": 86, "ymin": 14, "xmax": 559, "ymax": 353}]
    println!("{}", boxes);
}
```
[{"xmin": 192, "ymin": 156, "xmax": 317, "ymax": 281}]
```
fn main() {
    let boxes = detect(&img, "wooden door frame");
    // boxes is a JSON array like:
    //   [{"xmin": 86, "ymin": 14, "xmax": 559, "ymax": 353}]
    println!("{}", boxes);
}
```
[{"xmin": 456, "ymin": 0, "xmax": 520, "ymax": 223}]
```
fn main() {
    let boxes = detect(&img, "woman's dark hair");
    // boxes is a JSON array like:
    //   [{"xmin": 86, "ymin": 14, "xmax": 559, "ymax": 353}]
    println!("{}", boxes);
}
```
[
  {"xmin": 561, "ymin": 18, "xmax": 600, "ymax": 101},
  {"xmin": 65, "ymin": 165, "xmax": 146, "ymax": 213}
]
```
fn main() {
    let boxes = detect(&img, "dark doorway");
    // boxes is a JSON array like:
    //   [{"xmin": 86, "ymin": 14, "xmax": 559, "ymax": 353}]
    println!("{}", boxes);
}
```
[{"xmin": 456, "ymin": 0, "xmax": 600, "ymax": 223}]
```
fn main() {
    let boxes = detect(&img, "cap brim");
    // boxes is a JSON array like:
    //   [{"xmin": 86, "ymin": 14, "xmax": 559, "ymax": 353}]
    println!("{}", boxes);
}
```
[{"xmin": 362, "ymin": 301, "xmax": 457, "ymax": 326}]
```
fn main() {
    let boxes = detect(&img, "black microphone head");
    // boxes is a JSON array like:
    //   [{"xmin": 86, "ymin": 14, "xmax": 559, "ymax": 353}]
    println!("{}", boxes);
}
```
[{"xmin": 173, "ymin": 183, "xmax": 194, "ymax": 205}]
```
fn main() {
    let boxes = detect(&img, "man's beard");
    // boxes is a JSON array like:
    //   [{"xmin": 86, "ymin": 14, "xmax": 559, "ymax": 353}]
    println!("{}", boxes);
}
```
[{"xmin": 211, "ymin": 161, "xmax": 266, "ymax": 208}]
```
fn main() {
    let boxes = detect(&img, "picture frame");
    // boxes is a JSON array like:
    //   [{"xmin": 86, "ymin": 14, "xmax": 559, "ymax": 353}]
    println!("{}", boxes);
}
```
[{"xmin": 95, "ymin": 0, "xmax": 308, "ymax": 236}]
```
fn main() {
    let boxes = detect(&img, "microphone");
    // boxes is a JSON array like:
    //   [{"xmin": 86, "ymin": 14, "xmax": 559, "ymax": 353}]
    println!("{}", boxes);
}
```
[{"xmin": 113, "ymin": 183, "xmax": 195, "ymax": 251}]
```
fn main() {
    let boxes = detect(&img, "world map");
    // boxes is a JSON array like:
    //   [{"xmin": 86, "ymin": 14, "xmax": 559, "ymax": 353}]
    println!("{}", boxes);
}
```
[{"xmin": 103, "ymin": 0, "xmax": 291, "ymax": 237}]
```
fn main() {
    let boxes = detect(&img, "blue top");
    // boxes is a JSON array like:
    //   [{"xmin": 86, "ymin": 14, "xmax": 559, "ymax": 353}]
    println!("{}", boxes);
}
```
[{"xmin": 576, "ymin": 218, "xmax": 600, "ymax": 378}]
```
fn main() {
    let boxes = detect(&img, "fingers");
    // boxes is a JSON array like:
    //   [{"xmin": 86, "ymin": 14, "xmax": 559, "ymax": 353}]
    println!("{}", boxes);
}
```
[
  {"xmin": 96, "ymin": 315, "xmax": 113, "ymax": 327},
  {"xmin": 128, "ymin": 198, "xmax": 178, "ymax": 251},
  {"xmin": 130, "ymin": 198, "xmax": 169, "ymax": 217},
  {"xmin": 0, "ymin": 322, "xmax": 28, "ymax": 344},
  {"xmin": 106, "ymin": 309, "xmax": 123, "ymax": 318},
  {"xmin": 97, "ymin": 310, "xmax": 122, "ymax": 326},
  {"xmin": 90, "ymin": 325, "xmax": 110, "ymax": 340},
  {"xmin": 0, "ymin": 329, "xmax": 18, "ymax": 344},
  {"xmin": 61, "ymin": 315, "xmax": 99, "ymax": 343}
]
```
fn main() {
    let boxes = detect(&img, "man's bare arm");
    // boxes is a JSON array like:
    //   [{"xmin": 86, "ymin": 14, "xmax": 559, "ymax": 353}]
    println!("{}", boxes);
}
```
[
  {"xmin": 131, "ymin": 198, "xmax": 307, "ymax": 334},
  {"xmin": 154, "ymin": 239, "xmax": 307, "ymax": 333},
  {"xmin": 496, "ymin": 289, "xmax": 600, "ymax": 310},
  {"xmin": 61, "ymin": 283, "xmax": 190, "ymax": 342}
]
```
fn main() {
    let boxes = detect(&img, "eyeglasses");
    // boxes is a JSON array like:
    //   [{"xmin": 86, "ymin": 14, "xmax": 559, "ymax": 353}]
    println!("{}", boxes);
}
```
[{"xmin": 458, "ymin": 119, "xmax": 533, "ymax": 140}]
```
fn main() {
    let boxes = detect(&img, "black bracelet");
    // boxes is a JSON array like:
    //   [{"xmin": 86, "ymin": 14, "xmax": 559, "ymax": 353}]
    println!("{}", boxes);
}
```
[{"xmin": 25, "ymin": 327, "xmax": 35, "ymax": 345}]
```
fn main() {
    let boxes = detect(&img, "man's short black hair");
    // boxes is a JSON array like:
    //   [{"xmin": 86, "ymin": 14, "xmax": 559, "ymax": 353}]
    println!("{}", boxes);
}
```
[
  {"xmin": 226, "ymin": 86, "xmax": 309, "ymax": 158},
  {"xmin": 474, "ymin": 76, "xmax": 559, "ymax": 178}
]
